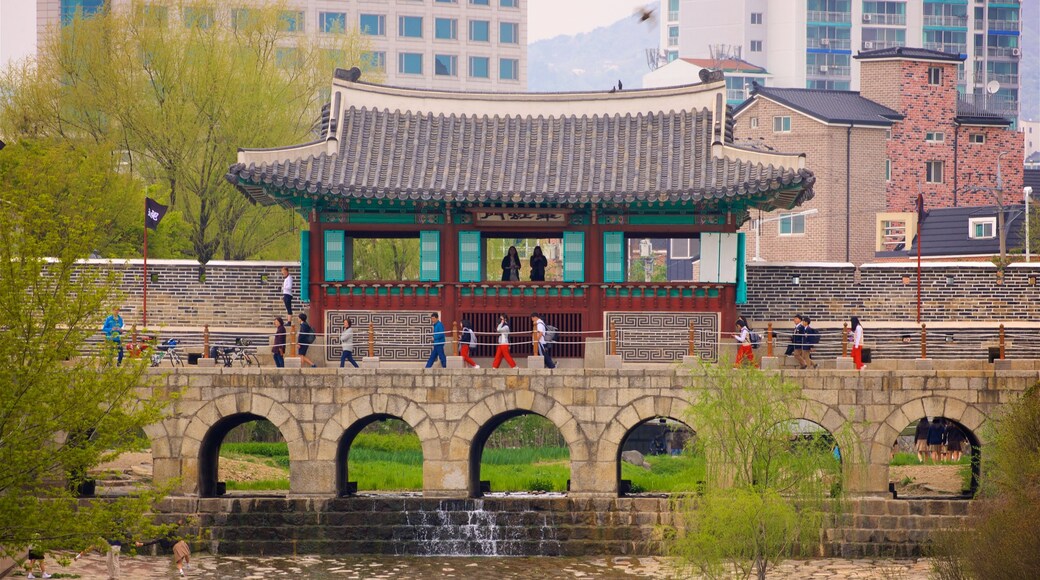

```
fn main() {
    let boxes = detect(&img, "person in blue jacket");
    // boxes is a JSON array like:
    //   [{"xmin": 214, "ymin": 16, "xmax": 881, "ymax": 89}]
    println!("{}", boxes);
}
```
[
  {"xmin": 103, "ymin": 307, "xmax": 125, "ymax": 365},
  {"xmin": 425, "ymin": 313, "xmax": 446, "ymax": 368}
]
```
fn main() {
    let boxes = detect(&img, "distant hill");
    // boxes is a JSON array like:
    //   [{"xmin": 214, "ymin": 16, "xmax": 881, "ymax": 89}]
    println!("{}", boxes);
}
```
[
  {"xmin": 527, "ymin": 2, "xmax": 659, "ymax": 92},
  {"xmin": 1021, "ymin": 0, "xmax": 1038, "ymax": 121}
]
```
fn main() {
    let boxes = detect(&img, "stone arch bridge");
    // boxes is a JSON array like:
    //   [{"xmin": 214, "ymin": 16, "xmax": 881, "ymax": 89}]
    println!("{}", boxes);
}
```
[{"xmin": 144, "ymin": 367, "xmax": 1035, "ymax": 498}]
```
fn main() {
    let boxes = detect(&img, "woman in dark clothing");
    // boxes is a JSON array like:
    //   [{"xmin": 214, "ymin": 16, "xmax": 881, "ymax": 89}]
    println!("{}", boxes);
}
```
[
  {"xmin": 530, "ymin": 246, "xmax": 548, "ymax": 281},
  {"xmin": 945, "ymin": 424, "xmax": 966, "ymax": 461},
  {"xmin": 501, "ymin": 246, "xmax": 521, "ymax": 281},
  {"xmin": 272, "ymin": 317, "xmax": 286, "ymax": 368},
  {"xmin": 927, "ymin": 418, "xmax": 947, "ymax": 462},
  {"xmin": 914, "ymin": 417, "xmax": 930, "ymax": 461}
]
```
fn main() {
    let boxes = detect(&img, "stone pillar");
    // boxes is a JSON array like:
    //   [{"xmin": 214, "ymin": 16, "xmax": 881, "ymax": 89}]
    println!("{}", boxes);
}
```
[
  {"xmin": 835, "ymin": 356, "xmax": 855, "ymax": 370},
  {"xmin": 583, "ymin": 337, "xmax": 605, "ymax": 368},
  {"xmin": 445, "ymin": 356, "xmax": 464, "ymax": 369},
  {"xmin": 289, "ymin": 460, "xmax": 336, "ymax": 495},
  {"xmin": 361, "ymin": 356, "xmax": 380, "ymax": 369},
  {"xmin": 423, "ymin": 460, "xmax": 470, "ymax": 498},
  {"xmin": 569, "ymin": 460, "xmax": 618, "ymax": 498}
]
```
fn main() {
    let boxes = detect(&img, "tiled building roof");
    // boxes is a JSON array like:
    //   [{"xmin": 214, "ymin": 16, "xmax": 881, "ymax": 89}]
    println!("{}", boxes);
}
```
[
  {"xmin": 855, "ymin": 47, "xmax": 966, "ymax": 63},
  {"xmin": 229, "ymin": 100, "xmax": 814, "ymax": 211},
  {"xmin": 737, "ymin": 85, "xmax": 902, "ymax": 126}
]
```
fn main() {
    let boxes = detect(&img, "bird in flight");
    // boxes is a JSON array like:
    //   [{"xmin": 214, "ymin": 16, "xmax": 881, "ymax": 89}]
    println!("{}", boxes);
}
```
[{"xmin": 635, "ymin": 5, "xmax": 656, "ymax": 24}]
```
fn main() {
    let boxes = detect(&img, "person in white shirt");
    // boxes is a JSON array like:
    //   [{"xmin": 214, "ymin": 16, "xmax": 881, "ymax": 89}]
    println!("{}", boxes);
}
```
[
  {"xmin": 734, "ymin": 317, "xmax": 754, "ymax": 367},
  {"xmin": 531, "ymin": 312, "xmax": 556, "ymax": 369},
  {"xmin": 281, "ymin": 267, "xmax": 293, "ymax": 321},
  {"xmin": 849, "ymin": 316, "xmax": 865, "ymax": 370},
  {"xmin": 339, "ymin": 319, "xmax": 358, "ymax": 368},
  {"xmin": 492, "ymin": 314, "xmax": 517, "ymax": 369}
]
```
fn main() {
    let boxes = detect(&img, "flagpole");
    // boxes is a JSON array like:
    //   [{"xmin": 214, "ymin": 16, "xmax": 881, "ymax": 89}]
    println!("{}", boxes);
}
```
[{"xmin": 143, "ymin": 197, "xmax": 149, "ymax": 327}]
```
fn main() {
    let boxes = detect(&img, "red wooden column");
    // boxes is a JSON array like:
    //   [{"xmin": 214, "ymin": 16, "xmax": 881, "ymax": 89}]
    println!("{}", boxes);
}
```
[
  {"xmin": 586, "ymin": 208, "xmax": 604, "ymax": 336},
  {"xmin": 309, "ymin": 209, "xmax": 326, "ymax": 333},
  {"xmin": 442, "ymin": 209, "xmax": 459, "ymax": 328}
]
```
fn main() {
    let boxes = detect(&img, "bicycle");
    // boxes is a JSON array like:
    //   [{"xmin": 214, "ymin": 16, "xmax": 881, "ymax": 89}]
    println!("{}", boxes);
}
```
[
  {"xmin": 150, "ymin": 339, "xmax": 184, "ymax": 367},
  {"xmin": 215, "ymin": 338, "xmax": 260, "ymax": 367}
]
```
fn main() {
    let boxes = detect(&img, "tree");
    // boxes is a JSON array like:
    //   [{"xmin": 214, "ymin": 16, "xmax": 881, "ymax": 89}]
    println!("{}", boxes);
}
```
[
  {"xmin": 667, "ymin": 363, "xmax": 849, "ymax": 580},
  {"xmin": 0, "ymin": 140, "xmax": 173, "ymax": 554},
  {"xmin": 0, "ymin": 0, "xmax": 375, "ymax": 263}
]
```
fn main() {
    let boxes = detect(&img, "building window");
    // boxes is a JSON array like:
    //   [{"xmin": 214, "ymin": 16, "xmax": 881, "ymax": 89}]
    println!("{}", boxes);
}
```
[
  {"xmin": 469, "ymin": 56, "xmax": 490, "ymax": 78},
  {"xmin": 362, "ymin": 51, "xmax": 386, "ymax": 72},
  {"xmin": 436, "ymin": 0, "xmax": 457, "ymax": 3},
  {"xmin": 471, "ymin": 0, "xmax": 490, "ymax": 6},
  {"xmin": 279, "ymin": 11, "xmax": 304, "ymax": 33},
  {"xmin": 969, "ymin": 133, "xmax": 985, "ymax": 144},
  {"xmin": 320, "ymin": 12, "xmax": 346, "ymax": 34},
  {"xmin": 398, "ymin": 52, "xmax": 423, "ymax": 75},
  {"xmin": 435, "ymin": 18, "xmax": 457, "ymax": 40},
  {"xmin": 61, "ymin": 0, "xmax": 105, "ymax": 25},
  {"xmin": 500, "ymin": 22, "xmax": 519, "ymax": 44},
  {"xmin": 275, "ymin": 47, "xmax": 300, "ymax": 69},
  {"xmin": 501, "ymin": 0, "xmax": 519, "ymax": 7},
  {"xmin": 750, "ymin": 117, "xmax": 759, "ymax": 129},
  {"xmin": 667, "ymin": 26, "xmax": 679, "ymax": 47},
  {"xmin": 779, "ymin": 213, "xmax": 806, "ymax": 236},
  {"xmin": 885, "ymin": 159, "xmax": 891, "ymax": 181},
  {"xmin": 183, "ymin": 7, "xmax": 215, "ymax": 29},
  {"xmin": 927, "ymin": 66, "xmax": 942, "ymax": 86},
  {"xmin": 926, "ymin": 161, "xmax": 944, "ymax": 184},
  {"xmin": 470, "ymin": 20, "xmax": 490, "ymax": 42},
  {"xmin": 880, "ymin": 219, "xmax": 908, "ymax": 251},
  {"xmin": 435, "ymin": 54, "xmax": 457, "ymax": 76},
  {"xmin": 773, "ymin": 116, "xmax": 791, "ymax": 133},
  {"xmin": 399, "ymin": 16, "xmax": 423, "ymax": 38},
  {"xmin": 925, "ymin": 132, "xmax": 945, "ymax": 143},
  {"xmin": 751, "ymin": 12, "xmax": 763, "ymax": 24},
  {"xmin": 667, "ymin": 50, "xmax": 679, "ymax": 62},
  {"xmin": 969, "ymin": 217, "xmax": 996, "ymax": 240},
  {"xmin": 885, "ymin": 129, "xmax": 892, "ymax": 140},
  {"xmin": 500, "ymin": 58, "xmax": 519, "ymax": 81},
  {"xmin": 359, "ymin": 14, "xmax": 385, "ymax": 36},
  {"xmin": 750, "ymin": 40, "xmax": 763, "ymax": 52},
  {"xmin": 670, "ymin": 238, "xmax": 694, "ymax": 259},
  {"xmin": 232, "ymin": 8, "xmax": 258, "ymax": 30}
]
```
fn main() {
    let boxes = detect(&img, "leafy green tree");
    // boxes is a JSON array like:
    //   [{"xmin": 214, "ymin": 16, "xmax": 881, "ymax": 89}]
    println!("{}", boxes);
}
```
[
  {"xmin": 667, "ymin": 363, "xmax": 849, "ymax": 580},
  {"xmin": 353, "ymin": 238, "xmax": 420, "ymax": 280},
  {"xmin": 0, "ymin": 140, "xmax": 173, "ymax": 553},
  {"xmin": 0, "ymin": 0, "xmax": 374, "ymax": 263}
]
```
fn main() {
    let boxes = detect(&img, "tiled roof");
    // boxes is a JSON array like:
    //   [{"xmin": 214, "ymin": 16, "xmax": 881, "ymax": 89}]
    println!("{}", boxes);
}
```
[
  {"xmin": 681, "ymin": 58, "xmax": 767, "ymax": 74},
  {"xmin": 855, "ymin": 47, "xmax": 965, "ymax": 62},
  {"xmin": 907, "ymin": 205, "xmax": 1025, "ymax": 257},
  {"xmin": 955, "ymin": 98, "xmax": 1014, "ymax": 126},
  {"xmin": 1025, "ymin": 169, "xmax": 1040, "ymax": 190},
  {"xmin": 228, "ymin": 106, "xmax": 814, "ymax": 210},
  {"xmin": 739, "ymin": 86, "xmax": 901, "ymax": 126}
]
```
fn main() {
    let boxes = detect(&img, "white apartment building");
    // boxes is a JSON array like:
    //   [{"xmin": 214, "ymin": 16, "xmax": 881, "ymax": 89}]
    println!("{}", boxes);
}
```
[
  {"xmin": 0, "ymin": 0, "xmax": 38, "ymax": 71},
  {"xmin": 26, "ymin": 0, "xmax": 527, "ymax": 91},
  {"xmin": 658, "ymin": 0, "xmax": 1021, "ymax": 119}
]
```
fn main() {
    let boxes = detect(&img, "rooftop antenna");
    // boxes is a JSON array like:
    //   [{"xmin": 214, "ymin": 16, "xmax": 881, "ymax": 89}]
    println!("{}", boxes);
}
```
[{"xmin": 708, "ymin": 44, "xmax": 742, "ymax": 71}]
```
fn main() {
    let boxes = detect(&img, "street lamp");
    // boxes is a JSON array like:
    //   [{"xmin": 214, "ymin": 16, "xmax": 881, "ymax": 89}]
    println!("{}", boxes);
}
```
[
  {"xmin": 752, "ymin": 208, "xmax": 819, "ymax": 262},
  {"xmin": 1026, "ymin": 186, "xmax": 1034, "ymax": 262}
]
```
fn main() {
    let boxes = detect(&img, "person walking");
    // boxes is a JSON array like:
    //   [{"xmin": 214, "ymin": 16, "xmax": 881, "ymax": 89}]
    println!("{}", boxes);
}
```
[
  {"xmin": 849, "ymin": 316, "xmax": 865, "ymax": 370},
  {"xmin": 339, "ymin": 319, "xmax": 359, "ymax": 368},
  {"xmin": 530, "ymin": 246, "xmax": 548, "ymax": 281},
  {"xmin": 297, "ymin": 313, "xmax": 316, "ymax": 367},
  {"xmin": 492, "ymin": 314, "xmax": 517, "ymax": 369},
  {"xmin": 280, "ymin": 267, "xmax": 294, "ymax": 321},
  {"xmin": 425, "ymin": 313, "xmax": 447, "ymax": 368},
  {"xmin": 927, "ymin": 417, "xmax": 946, "ymax": 462},
  {"xmin": 914, "ymin": 417, "xmax": 931, "ymax": 462},
  {"xmin": 797, "ymin": 316, "xmax": 819, "ymax": 369},
  {"xmin": 734, "ymin": 317, "xmax": 754, "ymax": 367},
  {"xmin": 459, "ymin": 319, "xmax": 480, "ymax": 368},
  {"xmin": 103, "ymin": 306, "xmax": 125, "ymax": 366},
  {"xmin": 946, "ymin": 423, "xmax": 966, "ymax": 462},
  {"xmin": 501, "ymin": 246, "xmax": 521, "ymax": 281},
  {"xmin": 24, "ymin": 537, "xmax": 51, "ymax": 579},
  {"xmin": 272, "ymin": 317, "xmax": 286, "ymax": 368},
  {"xmin": 171, "ymin": 539, "xmax": 191, "ymax": 576},
  {"xmin": 785, "ymin": 314, "xmax": 802, "ymax": 361},
  {"xmin": 531, "ymin": 312, "xmax": 556, "ymax": 369}
]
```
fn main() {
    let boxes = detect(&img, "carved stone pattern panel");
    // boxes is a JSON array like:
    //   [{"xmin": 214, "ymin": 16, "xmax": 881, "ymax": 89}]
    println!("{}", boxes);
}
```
[
  {"xmin": 604, "ymin": 311, "xmax": 719, "ymax": 363},
  {"xmin": 325, "ymin": 310, "xmax": 436, "ymax": 361}
]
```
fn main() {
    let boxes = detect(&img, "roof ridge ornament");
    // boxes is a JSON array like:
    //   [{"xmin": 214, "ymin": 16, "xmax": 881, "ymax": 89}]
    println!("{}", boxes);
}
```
[{"xmin": 334, "ymin": 67, "xmax": 363, "ymax": 82}]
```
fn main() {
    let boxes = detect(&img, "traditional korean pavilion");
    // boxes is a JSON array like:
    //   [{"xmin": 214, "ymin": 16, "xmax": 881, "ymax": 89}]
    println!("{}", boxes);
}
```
[{"xmin": 227, "ymin": 68, "xmax": 815, "ymax": 363}]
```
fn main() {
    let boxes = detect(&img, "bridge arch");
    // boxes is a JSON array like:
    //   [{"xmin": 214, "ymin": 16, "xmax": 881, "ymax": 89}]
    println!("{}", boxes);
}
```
[
  {"xmin": 180, "ymin": 394, "xmax": 306, "ymax": 497},
  {"xmin": 316, "ymin": 394, "xmax": 441, "ymax": 496},
  {"xmin": 449, "ymin": 390, "xmax": 587, "ymax": 497},
  {"xmin": 873, "ymin": 395, "xmax": 987, "ymax": 494}
]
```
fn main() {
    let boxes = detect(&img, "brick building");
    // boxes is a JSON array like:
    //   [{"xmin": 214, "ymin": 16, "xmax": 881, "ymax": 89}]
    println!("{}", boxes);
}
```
[
  {"xmin": 731, "ymin": 46, "xmax": 1023, "ymax": 265},
  {"xmin": 732, "ymin": 87, "xmax": 898, "ymax": 265},
  {"xmin": 857, "ymin": 47, "xmax": 1023, "ymax": 214}
]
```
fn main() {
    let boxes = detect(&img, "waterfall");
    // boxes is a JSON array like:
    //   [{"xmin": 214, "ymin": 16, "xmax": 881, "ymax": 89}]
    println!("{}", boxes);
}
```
[{"xmin": 393, "ymin": 499, "xmax": 562, "ymax": 556}]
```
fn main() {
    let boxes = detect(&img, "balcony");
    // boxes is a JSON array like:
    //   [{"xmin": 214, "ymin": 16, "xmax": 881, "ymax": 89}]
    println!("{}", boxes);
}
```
[
  {"xmin": 981, "ymin": 73, "xmax": 1018, "ymax": 86},
  {"xmin": 862, "ymin": 40, "xmax": 904, "ymax": 50},
  {"xmin": 863, "ymin": 13, "xmax": 906, "ymax": 26},
  {"xmin": 667, "ymin": 36, "xmax": 678, "ymax": 47},
  {"xmin": 807, "ymin": 10, "xmax": 851, "ymax": 24},
  {"xmin": 923, "ymin": 42, "xmax": 966, "ymax": 54},
  {"xmin": 988, "ymin": 45, "xmax": 1020, "ymax": 58},
  {"xmin": 923, "ymin": 15, "xmax": 968, "ymax": 28},
  {"xmin": 806, "ymin": 64, "xmax": 851, "ymax": 77},
  {"xmin": 668, "ymin": 10, "xmax": 679, "ymax": 21},
  {"xmin": 726, "ymin": 88, "xmax": 749, "ymax": 102},
  {"xmin": 807, "ymin": 37, "xmax": 851, "ymax": 50},
  {"xmin": 979, "ymin": 19, "xmax": 1020, "ymax": 31},
  {"xmin": 959, "ymin": 93, "xmax": 1018, "ymax": 117}
]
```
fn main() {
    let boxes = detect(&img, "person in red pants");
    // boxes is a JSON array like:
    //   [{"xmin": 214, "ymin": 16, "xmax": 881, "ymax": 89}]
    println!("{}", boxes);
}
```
[
  {"xmin": 492, "ymin": 314, "xmax": 517, "ymax": 369},
  {"xmin": 459, "ymin": 319, "xmax": 480, "ymax": 368},
  {"xmin": 849, "ymin": 316, "xmax": 865, "ymax": 370},
  {"xmin": 734, "ymin": 317, "xmax": 755, "ymax": 367}
]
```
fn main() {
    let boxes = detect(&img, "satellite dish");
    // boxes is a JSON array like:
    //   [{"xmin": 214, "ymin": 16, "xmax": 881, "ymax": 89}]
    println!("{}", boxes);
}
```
[{"xmin": 986, "ymin": 80, "xmax": 1000, "ymax": 95}]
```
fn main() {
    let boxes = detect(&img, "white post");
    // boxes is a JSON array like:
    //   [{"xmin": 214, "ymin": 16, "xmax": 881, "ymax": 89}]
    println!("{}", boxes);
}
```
[{"xmin": 1026, "ymin": 187, "xmax": 1034, "ymax": 262}]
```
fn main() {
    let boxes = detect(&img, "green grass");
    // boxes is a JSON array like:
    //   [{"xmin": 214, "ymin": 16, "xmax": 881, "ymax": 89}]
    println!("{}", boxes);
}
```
[
  {"xmin": 623, "ymin": 453, "xmax": 706, "ymax": 492},
  {"xmin": 890, "ymin": 452, "xmax": 971, "ymax": 466}
]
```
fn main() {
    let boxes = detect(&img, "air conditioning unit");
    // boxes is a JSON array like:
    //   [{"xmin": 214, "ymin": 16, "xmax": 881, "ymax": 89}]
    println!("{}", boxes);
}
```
[
  {"xmin": 863, "ymin": 14, "xmax": 872, "ymax": 22},
  {"xmin": 820, "ymin": 38, "xmax": 830, "ymax": 46},
  {"xmin": 1011, "ymin": 48, "xmax": 1021, "ymax": 57},
  {"xmin": 819, "ymin": 65, "xmax": 829, "ymax": 73},
  {"xmin": 863, "ymin": 41, "xmax": 875, "ymax": 50}
]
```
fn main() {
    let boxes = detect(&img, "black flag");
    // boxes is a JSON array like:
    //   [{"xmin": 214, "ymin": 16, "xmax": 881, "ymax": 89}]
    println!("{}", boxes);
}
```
[
  {"xmin": 145, "ymin": 197, "xmax": 168, "ymax": 230},
  {"xmin": 916, "ymin": 193, "xmax": 925, "ymax": 225}
]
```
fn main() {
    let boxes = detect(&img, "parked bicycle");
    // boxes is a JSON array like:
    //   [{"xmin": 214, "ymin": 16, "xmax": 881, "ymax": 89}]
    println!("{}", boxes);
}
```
[
  {"xmin": 212, "ymin": 338, "xmax": 260, "ymax": 367},
  {"xmin": 150, "ymin": 339, "xmax": 183, "ymax": 367}
]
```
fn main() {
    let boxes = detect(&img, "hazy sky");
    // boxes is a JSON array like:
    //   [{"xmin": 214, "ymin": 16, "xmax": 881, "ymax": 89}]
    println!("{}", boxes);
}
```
[{"xmin": 527, "ymin": 0, "xmax": 654, "ymax": 43}]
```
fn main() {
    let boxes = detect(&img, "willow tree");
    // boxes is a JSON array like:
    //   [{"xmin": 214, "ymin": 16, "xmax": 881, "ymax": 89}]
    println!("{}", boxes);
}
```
[
  {"xmin": 0, "ymin": 0, "xmax": 376, "ymax": 262},
  {"xmin": 0, "ymin": 139, "xmax": 172, "ymax": 553}
]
